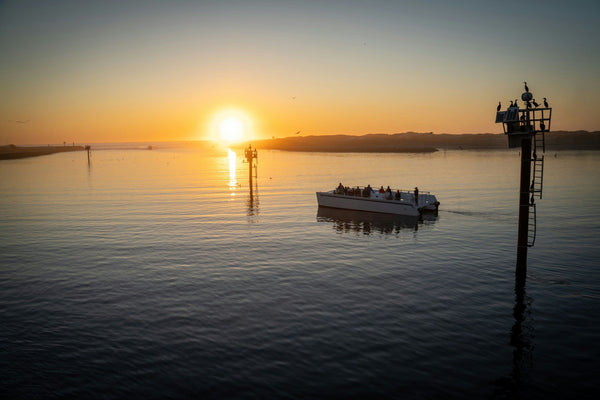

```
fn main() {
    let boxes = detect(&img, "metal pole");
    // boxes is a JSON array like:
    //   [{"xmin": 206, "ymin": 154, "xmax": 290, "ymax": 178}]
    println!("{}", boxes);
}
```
[
  {"xmin": 85, "ymin": 145, "xmax": 91, "ymax": 166},
  {"xmin": 516, "ymin": 136, "xmax": 532, "ymax": 278}
]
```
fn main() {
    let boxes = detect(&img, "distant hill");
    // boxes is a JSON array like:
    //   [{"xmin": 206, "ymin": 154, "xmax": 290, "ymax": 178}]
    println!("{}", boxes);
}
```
[
  {"xmin": 239, "ymin": 131, "xmax": 600, "ymax": 153},
  {"xmin": 544, "ymin": 131, "xmax": 600, "ymax": 150}
]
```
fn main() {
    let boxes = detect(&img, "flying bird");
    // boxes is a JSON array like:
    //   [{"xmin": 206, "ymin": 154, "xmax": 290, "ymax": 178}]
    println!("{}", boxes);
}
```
[
  {"xmin": 524, "ymin": 81, "xmax": 529, "ymax": 92},
  {"xmin": 543, "ymin": 98, "xmax": 549, "ymax": 108},
  {"xmin": 295, "ymin": 131, "xmax": 301, "ymax": 135},
  {"xmin": 497, "ymin": 101, "xmax": 501, "ymax": 111},
  {"xmin": 532, "ymin": 99, "xmax": 540, "ymax": 108}
]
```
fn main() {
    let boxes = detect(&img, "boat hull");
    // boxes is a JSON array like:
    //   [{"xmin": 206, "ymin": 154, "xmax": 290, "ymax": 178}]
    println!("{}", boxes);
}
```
[{"xmin": 316, "ymin": 191, "xmax": 422, "ymax": 216}]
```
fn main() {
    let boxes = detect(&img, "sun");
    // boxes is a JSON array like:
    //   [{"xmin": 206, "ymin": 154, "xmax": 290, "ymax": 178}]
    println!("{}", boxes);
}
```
[
  {"xmin": 218, "ymin": 116, "xmax": 243, "ymax": 142},
  {"xmin": 208, "ymin": 109, "xmax": 254, "ymax": 144}
]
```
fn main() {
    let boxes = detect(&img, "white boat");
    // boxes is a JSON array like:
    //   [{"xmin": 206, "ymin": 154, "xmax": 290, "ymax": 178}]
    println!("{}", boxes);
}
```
[{"xmin": 316, "ymin": 185, "xmax": 439, "ymax": 217}]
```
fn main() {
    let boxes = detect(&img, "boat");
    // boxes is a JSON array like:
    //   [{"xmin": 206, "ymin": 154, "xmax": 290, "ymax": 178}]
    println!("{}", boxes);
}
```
[{"xmin": 316, "ymin": 184, "xmax": 439, "ymax": 217}]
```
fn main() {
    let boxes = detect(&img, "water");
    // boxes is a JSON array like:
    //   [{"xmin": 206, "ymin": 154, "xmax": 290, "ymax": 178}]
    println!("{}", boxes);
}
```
[{"xmin": 1, "ymin": 145, "xmax": 599, "ymax": 399}]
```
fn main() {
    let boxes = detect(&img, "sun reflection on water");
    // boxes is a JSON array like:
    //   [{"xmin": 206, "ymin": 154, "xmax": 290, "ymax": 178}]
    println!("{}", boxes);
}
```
[{"xmin": 228, "ymin": 148, "xmax": 237, "ymax": 195}]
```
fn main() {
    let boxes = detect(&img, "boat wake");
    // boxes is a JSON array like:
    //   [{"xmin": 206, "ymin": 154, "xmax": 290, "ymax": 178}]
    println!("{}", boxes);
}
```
[{"xmin": 443, "ymin": 209, "xmax": 513, "ymax": 222}]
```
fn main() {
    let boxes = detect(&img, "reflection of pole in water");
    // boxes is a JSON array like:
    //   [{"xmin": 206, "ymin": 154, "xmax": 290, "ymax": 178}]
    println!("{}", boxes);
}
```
[
  {"xmin": 247, "ymin": 191, "xmax": 259, "ymax": 217},
  {"xmin": 511, "ymin": 272, "xmax": 533, "ymax": 390},
  {"xmin": 494, "ymin": 271, "xmax": 534, "ymax": 398}
]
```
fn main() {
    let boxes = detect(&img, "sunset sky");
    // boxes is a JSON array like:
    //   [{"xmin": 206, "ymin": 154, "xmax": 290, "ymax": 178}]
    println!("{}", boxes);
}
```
[{"xmin": 1, "ymin": 0, "xmax": 599, "ymax": 145}]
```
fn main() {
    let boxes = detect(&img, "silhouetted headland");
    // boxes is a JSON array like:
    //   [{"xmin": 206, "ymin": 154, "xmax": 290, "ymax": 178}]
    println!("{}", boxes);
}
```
[
  {"xmin": 0, "ymin": 144, "xmax": 84, "ymax": 160},
  {"xmin": 239, "ymin": 131, "xmax": 600, "ymax": 153}
]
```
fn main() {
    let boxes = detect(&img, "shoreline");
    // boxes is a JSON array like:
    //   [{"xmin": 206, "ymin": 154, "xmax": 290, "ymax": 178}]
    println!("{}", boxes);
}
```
[
  {"xmin": 2, "ymin": 131, "xmax": 599, "ymax": 157},
  {"xmin": 236, "ymin": 131, "xmax": 600, "ymax": 153},
  {"xmin": 0, "ymin": 145, "xmax": 84, "ymax": 160}
]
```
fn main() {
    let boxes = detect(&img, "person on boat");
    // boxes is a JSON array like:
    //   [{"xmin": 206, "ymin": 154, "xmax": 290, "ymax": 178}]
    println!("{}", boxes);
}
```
[
  {"xmin": 395, "ymin": 190, "xmax": 401, "ymax": 200},
  {"xmin": 414, "ymin": 187, "xmax": 419, "ymax": 206},
  {"xmin": 356, "ymin": 186, "xmax": 362, "ymax": 196},
  {"xmin": 385, "ymin": 186, "xmax": 392, "ymax": 200},
  {"xmin": 337, "ymin": 182, "xmax": 344, "ymax": 193},
  {"xmin": 364, "ymin": 185, "xmax": 373, "ymax": 197},
  {"xmin": 379, "ymin": 186, "xmax": 385, "ymax": 193}
]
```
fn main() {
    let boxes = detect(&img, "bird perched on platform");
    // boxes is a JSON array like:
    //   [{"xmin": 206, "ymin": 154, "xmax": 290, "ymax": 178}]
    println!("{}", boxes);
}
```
[
  {"xmin": 514, "ymin": 99, "xmax": 519, "ymax": 108},
  {"xmin": 509, "ymin": 100, "xmax": 514, "ymax": 108},
  {"xmin": 543, "ymin": 98, "xmax": 549, "ymax": 108},
  {"xmin": 532, "ymin": 99, "xmax": 540, "ymax": 108},
  {"xmin": 524, "ymin": 81, "xmax": 529, "ymax": 92},
  {"xmin": 497, "ymin": 101, "xmax": 501, "ymax": 111}
]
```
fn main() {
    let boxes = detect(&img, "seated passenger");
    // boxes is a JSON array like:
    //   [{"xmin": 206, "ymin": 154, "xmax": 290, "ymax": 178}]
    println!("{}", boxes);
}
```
[
  {"xmin": 379, "ymin": 186, "xmax": 385, "ymax": 193},
  {"xmin": 395, "ymin": 190, "xmax": 401, "ymax": 200}
]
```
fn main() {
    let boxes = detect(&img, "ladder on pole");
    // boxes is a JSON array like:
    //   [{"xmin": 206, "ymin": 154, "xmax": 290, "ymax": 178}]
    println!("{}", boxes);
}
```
[
  {"xmin": 527, "ymin": 120, "xmax": 547, "ymax": 246},
  {"xmin": 527, "ymin": 201, "xmax": 537, "ymax": 247},
  {"xmin": 530, "ymin": 155, "xmax": 544, "ymax": 200}
]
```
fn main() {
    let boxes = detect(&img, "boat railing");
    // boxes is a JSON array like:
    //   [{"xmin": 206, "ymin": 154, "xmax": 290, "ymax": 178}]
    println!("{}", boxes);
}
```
[{"xmin": 334, "ymin": 186, "xmax": 431, "ymax": 196}]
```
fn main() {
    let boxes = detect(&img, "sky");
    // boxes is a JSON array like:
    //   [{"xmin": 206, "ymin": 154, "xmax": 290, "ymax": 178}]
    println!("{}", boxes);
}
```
[{"xmin": 1, "ymin": 0, "xmax": 599, "ymax": 145}]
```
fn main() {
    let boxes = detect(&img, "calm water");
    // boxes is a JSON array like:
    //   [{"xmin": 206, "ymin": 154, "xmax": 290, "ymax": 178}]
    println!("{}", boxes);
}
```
[{"xmin": 1, "ymin": 145, "xmax": 599, "ymax": 399}]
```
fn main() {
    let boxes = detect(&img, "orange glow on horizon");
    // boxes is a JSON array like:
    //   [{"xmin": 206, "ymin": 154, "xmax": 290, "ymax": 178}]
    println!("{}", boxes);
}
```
[{"xmin": 1, "ymin": 2, "xmax": 599, "ymax": 146}]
